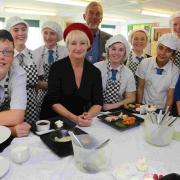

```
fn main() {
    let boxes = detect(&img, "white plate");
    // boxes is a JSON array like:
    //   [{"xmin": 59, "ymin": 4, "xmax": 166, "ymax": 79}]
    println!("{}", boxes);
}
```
[
  {"xmin": 0, "ymin": 156, "xmax": 10, "ymax": 178},
  {"xmin": 0, "ymin": 126, "xmax": 11, "ymax": 144}
]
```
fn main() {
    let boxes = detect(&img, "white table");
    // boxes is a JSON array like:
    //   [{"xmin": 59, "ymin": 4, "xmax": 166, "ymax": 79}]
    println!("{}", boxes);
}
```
[{"xmin": 1, "ymin": 117, "xmax": 180, "ymax": 180}]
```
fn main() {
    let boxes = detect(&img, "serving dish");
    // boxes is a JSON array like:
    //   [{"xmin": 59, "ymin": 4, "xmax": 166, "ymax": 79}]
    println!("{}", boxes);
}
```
[
  {"xmin": 31, "ymin": 117, "xmax": 87, "ymax": 157},
  {"xmin": 97, "ymin": 109, "xmax": 144, "ymax": 131}
]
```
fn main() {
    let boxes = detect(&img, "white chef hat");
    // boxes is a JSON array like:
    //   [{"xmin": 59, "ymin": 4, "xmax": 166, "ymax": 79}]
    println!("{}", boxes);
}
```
[
  {"xmin": 105, "ymin": 34, "xmax": 130, "ymax": 60},
  {"xmin": 41, "ymin": 21, "xmax": 63, "ymax": 41},
  {"xmin": 169, "ymin": 12, "xmax": 180, "ymax": 24},
  {"xmin": 128, "ymin": 28, "xmax": 148, "ymax": 43},
  {"xmin": 5, "ymin": 16, "xmax": 29, "ymax": 31},
  {"xmin": 158, "ymin": 33, "xmax": 180, "ymax": 51}
]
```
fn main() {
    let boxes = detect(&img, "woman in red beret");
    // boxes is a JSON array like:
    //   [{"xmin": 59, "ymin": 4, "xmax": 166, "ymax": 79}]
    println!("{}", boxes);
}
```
[{"xmin": 40, "ymin": 23, "xmax": 103, "ymax": 126}]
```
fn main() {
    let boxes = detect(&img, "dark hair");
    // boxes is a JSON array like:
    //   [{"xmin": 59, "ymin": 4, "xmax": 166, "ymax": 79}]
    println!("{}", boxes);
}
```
[
  {"xmin": 0, "ymin": 29, "xmax": 14, "ymax": 45},
  {"xmin": 161, "ymin": 173, "xmax": 180, "ymax": 180}
]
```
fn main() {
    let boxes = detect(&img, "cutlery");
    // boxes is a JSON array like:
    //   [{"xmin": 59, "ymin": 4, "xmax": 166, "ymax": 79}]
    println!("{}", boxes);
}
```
[
  {"xmin": 168, "ymin": 117, "xmax": 177, "ymax": 126},
  {"xmin": 68, "ymin": 131, "xmax": 84, "ymax": 148},
  {"xmin": 96, "ymin": 139, "xmax": 110, "ymax": 149}
]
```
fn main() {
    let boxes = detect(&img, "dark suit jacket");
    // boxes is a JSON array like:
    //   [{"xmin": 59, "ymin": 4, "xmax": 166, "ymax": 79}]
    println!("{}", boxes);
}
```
[{"xmin": 99, "ymin": 30, "xmax": 112, "ymax": 61}]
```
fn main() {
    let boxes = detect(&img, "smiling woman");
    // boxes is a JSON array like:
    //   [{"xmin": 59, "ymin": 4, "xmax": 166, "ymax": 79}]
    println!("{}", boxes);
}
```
[
  {"xmin": 40, "ymin": 23, "xmax": 103, "ymax": 127},
  {"xmin": 94, "ymin": 34, "xmax": 136, "ymax": 111}
]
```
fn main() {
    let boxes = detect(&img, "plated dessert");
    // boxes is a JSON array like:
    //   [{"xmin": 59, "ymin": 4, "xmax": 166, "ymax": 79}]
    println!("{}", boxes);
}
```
[
  {"xmin": 104, "ymin": 113, "xmax": 136, "ymax": 125},
  {"xmin": 125, "ymin": 104, "xmax": 157, "ymax": 114},
  {"xmin": 98, "ymin": 110, "xmax": 144, "ymax": 130}
]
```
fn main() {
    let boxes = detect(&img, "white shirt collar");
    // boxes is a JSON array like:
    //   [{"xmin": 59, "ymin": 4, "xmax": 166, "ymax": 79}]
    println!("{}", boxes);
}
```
[
  {"xmin": 14, "ymin": 48, "xmax": 29, "ymax": 58},
  {"xmin": 152, "ymin": 58, "xmax": 172, "ymax": 73},
  {"xmin": 44, "ymin": 46, "xmax": 56, "ymax": 55},
  {"xmin": 132, "ymin": 51, "xmax": 146, "ymax": 63}
]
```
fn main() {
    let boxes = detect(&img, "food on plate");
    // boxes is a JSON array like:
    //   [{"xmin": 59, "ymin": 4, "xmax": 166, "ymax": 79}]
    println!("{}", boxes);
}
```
[
  {"xmin": 55, "ymin": 120, "xmax": 64, "ymax": 128},
  {"xmin": 104, "ymin": 113, "xmax": 136, "ymax": 126},
  {"xmin": 127, "ymin": 103, "xmax": 141, "ymax": 112},
  {"xmin": 145, "ymin": 105, "xmax": 157, "ymax": 112},
  {"xmin": 122, "ymin": 116, "xmax": 136, "ymax": 125},
  {"xmin": 136, "ymin": 157, "xmax": 148, "ymax": 172},
  {"xmin": 54, "ymin": 136, "xmax": 71, "ymax": 142},
  {"xmin": 135, "ymin": 107, "xmax": 140, "ymax": 112},
  {"xmin": 105, "ymin": 115, "xmax": 119, "ymax": 122},
  {"xmin": 144, "ymin": 173, "xmax": 163, "ymax": 180},
  {"xmin": 128, "ymin": 104, "xmax": 136, "ymax": 109}
]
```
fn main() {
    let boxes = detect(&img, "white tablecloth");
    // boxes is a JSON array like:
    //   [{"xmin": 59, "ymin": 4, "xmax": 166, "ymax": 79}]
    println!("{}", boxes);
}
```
[{"xmin": 1, "ymin": 117, "xmax": 180, "ymax": 180}]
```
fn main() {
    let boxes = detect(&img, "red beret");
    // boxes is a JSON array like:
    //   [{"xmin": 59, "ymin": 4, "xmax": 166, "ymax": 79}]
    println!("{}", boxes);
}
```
[{"xmin": 63, "ymin": 23, "xmax": 93, "ymax": 45}]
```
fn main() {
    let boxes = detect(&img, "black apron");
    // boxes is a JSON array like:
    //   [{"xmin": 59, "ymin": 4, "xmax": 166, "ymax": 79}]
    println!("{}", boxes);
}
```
[
  {"xmin": 103, "ymin": 62, "xmax": 122, "ymax": 104},
  {"xmin": 18, "ymin": 50, "xmax": 39, "ymax": 124}
]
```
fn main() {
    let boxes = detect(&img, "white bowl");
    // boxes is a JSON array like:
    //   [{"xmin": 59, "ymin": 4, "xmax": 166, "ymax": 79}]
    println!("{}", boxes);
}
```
[
  {"xmin": 10, "ymin": 144, "xmax": 30, "ymax": 164},
  {"xmin": 36, "ymin": 120, "xmax": 50, "ymax": 132}
]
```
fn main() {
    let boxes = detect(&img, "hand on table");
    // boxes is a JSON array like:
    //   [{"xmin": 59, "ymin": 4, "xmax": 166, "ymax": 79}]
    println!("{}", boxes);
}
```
[
  {"xmin": 11, "ymin": 122, "xmax": 31, "ymax": 137},
  {"xmin": 77, "ymin": 112, "xmax": 92, "ymax": 127}
]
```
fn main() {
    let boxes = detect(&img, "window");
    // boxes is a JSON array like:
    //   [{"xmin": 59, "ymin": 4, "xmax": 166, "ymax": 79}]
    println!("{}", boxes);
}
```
[
  {"xmin": 0, "ymin": 17, "xmax": 5, "ymax": 29},
  {"xmin": 25, "ymin": 19, "xmax": 43, "ymax": 50},
  {"xmin": 100, "ymin": 24, "xmax": 116, "ymax": 35}
]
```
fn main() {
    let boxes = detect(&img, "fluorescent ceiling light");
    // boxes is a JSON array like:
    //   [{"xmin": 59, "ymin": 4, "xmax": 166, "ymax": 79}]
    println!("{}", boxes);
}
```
[
  {"xmin": 4, "ymin": 7, "xmax": 56, "ymax": 16},
  {"xmin": 36, "ymin": 0, "xmax": 90, "ymax": 7},
  {"xmin": 104, "ymin": 16, "xmax": 126, "ymax": 22},
  {"xmin": 141, "ymin": 10, "xmax": 171, "ymax": 18}
]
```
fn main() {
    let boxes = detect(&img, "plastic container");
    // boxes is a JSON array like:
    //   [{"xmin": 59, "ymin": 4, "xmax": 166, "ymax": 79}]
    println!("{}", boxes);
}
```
[
  {"xmin": 71, "ymin": 134, "xmax": 111, "ymax": 173},
  {"xmin": 10, "ymin": 143, "xmax": 30, "ymax": 164},
  {"xmin": 144, "ymin": 118, "xmax": 174, "ymax": 146}
]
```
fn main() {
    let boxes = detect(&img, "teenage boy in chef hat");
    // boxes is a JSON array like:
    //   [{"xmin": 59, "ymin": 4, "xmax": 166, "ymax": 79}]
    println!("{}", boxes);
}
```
[
  {"xmin": 136, "ymin": 33, "xmax": 180, "ymax": 110},
  {"xmin": 33, "ymin": 21, "xmax": 68, "ymax": 111}
]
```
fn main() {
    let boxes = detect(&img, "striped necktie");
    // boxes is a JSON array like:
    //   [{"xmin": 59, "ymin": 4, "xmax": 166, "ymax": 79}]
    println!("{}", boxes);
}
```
[
  {"xmin": 17, "ymin": 53, "xmax": 25, "ymax": 67},
  {"xmin": 111, "ymin": 69, "xmax": 118, "ymax": 80},
  {"xmin": 48, "ymin": 50, "xmax": 54, "ymax": 64}
]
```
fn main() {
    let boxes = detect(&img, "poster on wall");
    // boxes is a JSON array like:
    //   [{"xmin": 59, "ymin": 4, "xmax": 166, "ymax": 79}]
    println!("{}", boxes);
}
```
[
  {"xmin": 153, "ymin": 27, "xmax": 171, "ymax": 41},
  {"xmin": 128, "ymin": 23, "xmax": 159, "ymax": 42}
]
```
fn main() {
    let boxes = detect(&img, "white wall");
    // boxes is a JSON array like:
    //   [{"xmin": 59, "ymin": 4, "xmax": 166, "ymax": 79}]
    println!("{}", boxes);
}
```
[{"xmin": 0, "ymin": 12, "xmax": 171, "ymax": 51}]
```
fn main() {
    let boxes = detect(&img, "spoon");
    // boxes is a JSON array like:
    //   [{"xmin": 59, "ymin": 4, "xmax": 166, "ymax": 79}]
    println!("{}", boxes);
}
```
[
  {"xmin": 96, "ymin": 139, "xmax": 111, "ymax": 149},
  {"xmin": 68, "ymin": 131, "xmax": 84, "ymax": 148}
]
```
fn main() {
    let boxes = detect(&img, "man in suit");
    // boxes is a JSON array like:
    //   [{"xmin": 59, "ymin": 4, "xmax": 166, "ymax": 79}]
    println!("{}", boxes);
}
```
[{"xmin": 83, "ymin": 1, "xmax": 112, "ymax": 63}]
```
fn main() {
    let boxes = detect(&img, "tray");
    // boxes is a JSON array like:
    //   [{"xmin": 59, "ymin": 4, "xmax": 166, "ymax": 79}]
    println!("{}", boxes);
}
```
[
  {"xmin": 31, "ymin": 116, "xmax": 87, "ymax": 157},
  {"xmin": 97, "ymin": 109, "xmax": 144, "ymax": 131}
]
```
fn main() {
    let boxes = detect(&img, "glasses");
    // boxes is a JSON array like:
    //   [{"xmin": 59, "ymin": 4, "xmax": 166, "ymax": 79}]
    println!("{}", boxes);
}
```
[{"xmin": 0, "ymin": 49, "xmax": 14, "ymax": 57}]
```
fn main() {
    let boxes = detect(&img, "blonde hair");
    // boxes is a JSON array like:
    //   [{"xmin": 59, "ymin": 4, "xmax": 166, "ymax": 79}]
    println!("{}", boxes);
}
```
[
  {"xmin": 65, "ymin": 30, "xmax": 91, "ymax": 48},
  {"xmin": 128, "ymin": 29, "xmax": 148, "ymax": 43}
]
